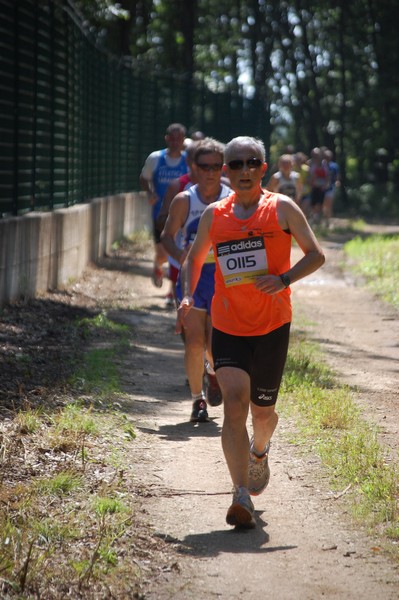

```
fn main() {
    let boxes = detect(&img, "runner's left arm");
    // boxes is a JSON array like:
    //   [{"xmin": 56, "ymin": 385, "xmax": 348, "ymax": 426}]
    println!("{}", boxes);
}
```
[{"xmin": 175, "ymin": 206, "xmax": 214, "ymax": 332}]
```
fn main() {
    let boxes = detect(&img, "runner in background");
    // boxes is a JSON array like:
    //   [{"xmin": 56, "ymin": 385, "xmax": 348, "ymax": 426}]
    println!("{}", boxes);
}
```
[
  {"xmin": 266, "ymin": 153, "xmax": 302, "ymax": 204},
  {"xmin": 308, "ymin": 147, "xmax": 329, "ymax": 223},
  {"xmin": 156, "ymin": 141, "xmax": 200, "ymax": 307},
  {"xmin": 294, "ymin": 152, "xmax": 311, "ymax": 216},
  {"xmin": 162, "ymin": 138, "xmax": 231, "ymax": 422},
  {"xmin": 139, "ymin": 123, "xmax": 188, "ymax": 305},
  {"xmin": 322, "ymin": 149, "xmax": 341, "ymax": 225},
  {"xmin": 184, "ymin": 129, "xmax": 206, "ymax": 149}
]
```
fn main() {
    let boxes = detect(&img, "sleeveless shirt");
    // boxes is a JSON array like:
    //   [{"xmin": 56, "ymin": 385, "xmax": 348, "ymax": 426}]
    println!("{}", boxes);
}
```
[
  {"xmin": 273, "ymin": 171, "xmax": 299, "ymax": 200},
  {"xmin": 182, "ymin": 182, "xmax": 231, "ymax": 271},
  {"xmin": 169, "ymin": 173, "xmax": 193, "ymax": 270},
  {"xmin": 210, "ymin": 191, "xmax": 292, "ymax": 336},
  {"xmin": 152, "ymin": 149, "xmax": 188, "ymax": 220}
]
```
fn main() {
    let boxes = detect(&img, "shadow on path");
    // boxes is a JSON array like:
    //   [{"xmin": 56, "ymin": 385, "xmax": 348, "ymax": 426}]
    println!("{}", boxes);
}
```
[
  {"xmin": 156, "ymin": 518, "xmax": 298, "ymax": 557},
  {"xmin": 139, "ymin": 418, "xmax": 222, "ymax": 441}
]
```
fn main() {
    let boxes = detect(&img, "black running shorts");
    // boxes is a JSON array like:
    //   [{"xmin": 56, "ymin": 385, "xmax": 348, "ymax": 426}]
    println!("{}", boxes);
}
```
[
  {"xmin": 310, "ymin": 187, "xmax": 325, "ymax": 206},
  {"xmin": 153, "ymin": 221, "xmax": 162, "ymax": 244},
  {"xmin": 212, "ymin": 323, "xmax": 291, "ymax": 407}
]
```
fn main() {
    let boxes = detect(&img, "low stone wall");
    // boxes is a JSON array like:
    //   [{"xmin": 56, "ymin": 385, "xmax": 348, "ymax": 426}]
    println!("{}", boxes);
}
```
[{"xmin": 0, "ymin": 192, "xmax": 151, "ymax": 307}]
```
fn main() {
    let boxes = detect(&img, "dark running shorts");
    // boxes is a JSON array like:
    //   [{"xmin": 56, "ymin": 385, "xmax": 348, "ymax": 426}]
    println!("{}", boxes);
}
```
[
  {"xmin": 153, "ymin": 221, "xmax": 162, "ymax": 244},
  {"xmin": 212, "ymin": 323, "xmax": 291, "ymax": 407},
  {"xmin": 310, "ymin": 188, "xmax": 325, "ymax": 206}
]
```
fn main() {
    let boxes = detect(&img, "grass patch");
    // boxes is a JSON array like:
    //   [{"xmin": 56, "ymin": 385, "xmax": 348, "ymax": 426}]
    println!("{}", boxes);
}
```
[
  {"xmin": 33, "ymin": 519, "xmax": 75, "ymax": 545},
  {"xmin": 78, "ymin": 312, "xmax": 129, "ymax": 337},
  {"xmin": 0, "ymin": 311, "xmax": 146, "ymax": 598},
  {"xmin": 0, "ymin": 401, "xmax": 141, "ymax": 597},
  {"xmin": 72, "ymin": 347, "xmax": 122, "ymax": 395},
  {"xmin": 71, "ymin": 312, "xmax": 130, "ymax": 399},
  {"xmin": 53, "ymin": 402, "xmax": 98, "ymax": 435},
  {"xmin": 93, "ymin": 496, "xmax": 128, "ymax": 517},
  {"xmin": 35, "ymin": 471, "xmax": 82, "ymax": 496},
  {"xmin": 281, "ymin": 330, "xmax": 399, "ymax": 556},
  {"xmin": 14, "ymin": 408, "xmax": 42, "ymax": 434},
  {"xmin": 344, "ymin": 234, "xmax": 399, "ymax": 309}
]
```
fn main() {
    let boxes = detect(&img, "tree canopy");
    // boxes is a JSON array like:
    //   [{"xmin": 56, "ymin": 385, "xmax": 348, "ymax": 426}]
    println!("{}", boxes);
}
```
[{"xmin": 74, "ymin": 0, "xmax": 399, "ymax": 187}]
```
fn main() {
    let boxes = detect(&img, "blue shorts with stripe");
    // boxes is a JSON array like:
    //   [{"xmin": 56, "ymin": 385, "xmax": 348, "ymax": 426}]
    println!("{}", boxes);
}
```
[{"xmin": 176, "ymin": 264, "xmax": 215, "ymax": 314}]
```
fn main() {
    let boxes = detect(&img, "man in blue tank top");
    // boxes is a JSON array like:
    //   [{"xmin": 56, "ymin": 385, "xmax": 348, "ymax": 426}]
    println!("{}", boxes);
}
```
[{"xmin": 140, "ymin": 123, "xmax": 188, "ymax": 298}]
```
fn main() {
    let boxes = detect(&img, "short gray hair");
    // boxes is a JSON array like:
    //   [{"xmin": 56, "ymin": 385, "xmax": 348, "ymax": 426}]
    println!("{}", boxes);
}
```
[
  {"xmin": 194, "ymin": 137, "xmax": 225, "ymax": 163},
  {"xmin": 224, "ymin": 136, "xmax": 266, "ymax": 163}
]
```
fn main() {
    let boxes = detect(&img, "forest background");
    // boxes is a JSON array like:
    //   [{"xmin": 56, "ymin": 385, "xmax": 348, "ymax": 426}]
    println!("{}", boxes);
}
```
[{"xmin": 76, "ymin": 0, "xmax": 399, "ymax": 219}]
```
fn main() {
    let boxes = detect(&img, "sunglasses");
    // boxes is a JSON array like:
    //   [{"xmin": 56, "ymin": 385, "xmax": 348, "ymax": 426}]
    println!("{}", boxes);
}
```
[
  {"xmin": 227, "ymin": 158, "xmax": 263, "ymax": 170},
  {"xmin": 196, "ymin": 162, "xmax": 223, "ymax": 172}
]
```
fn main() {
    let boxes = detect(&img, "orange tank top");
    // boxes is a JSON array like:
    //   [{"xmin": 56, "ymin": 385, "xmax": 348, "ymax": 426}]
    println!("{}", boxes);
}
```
[{"xmin": 210, "ymin": 191, "xmax": 292, "ymax": 336}]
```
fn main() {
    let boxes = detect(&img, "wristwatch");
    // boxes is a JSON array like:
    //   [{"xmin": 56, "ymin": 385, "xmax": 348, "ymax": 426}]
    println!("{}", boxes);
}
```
[{"xmin": 279, "ymin": 273, "xmax": 291, "ymax": 288}]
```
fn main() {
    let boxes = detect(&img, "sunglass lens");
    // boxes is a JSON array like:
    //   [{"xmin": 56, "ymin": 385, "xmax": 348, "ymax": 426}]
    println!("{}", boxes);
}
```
[
  {"xmin": 247, "ymin": 158, "xmax": 262, "ymax": 168},
  {"xmin": 228, "ymin": 158, "xmax": 262, "ymax": 170},
  {"xmin": 228, "ymin": 160, "xmax": 243, "ymax": 170}
]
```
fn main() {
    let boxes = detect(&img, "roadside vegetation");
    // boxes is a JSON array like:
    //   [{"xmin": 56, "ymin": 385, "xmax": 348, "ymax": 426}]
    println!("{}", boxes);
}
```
[
  {"xmin": 280, "ymin": 333, "xmax": 399, "ymax": 559},
  {"xmin": 0, "ymin": 312, "xmax": 166, "ymax": 599},
  {"xmin": 344, "ymin": 234, "xmax": 399, "ymax": 310}
]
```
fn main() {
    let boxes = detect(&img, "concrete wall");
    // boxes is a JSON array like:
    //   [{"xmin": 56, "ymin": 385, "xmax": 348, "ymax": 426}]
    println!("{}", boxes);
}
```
[{"xmin": 0, "ymin": 192, "xmax": 152, "ymax": 308}]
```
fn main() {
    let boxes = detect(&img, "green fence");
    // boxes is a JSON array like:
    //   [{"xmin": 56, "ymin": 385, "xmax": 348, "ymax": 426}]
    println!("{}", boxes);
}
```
[{"xmin": 0, "ymin": 0, "xmax": 270, "ymax": 217}]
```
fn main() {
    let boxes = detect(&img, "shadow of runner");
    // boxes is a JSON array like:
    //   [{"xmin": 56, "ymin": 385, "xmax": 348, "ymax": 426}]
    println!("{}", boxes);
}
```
[
  {"xmin": 155, "ymin": 519, "xmax": 298, "ymax": 557},
  {"xmin": 139, "ymin": 418, "xmax": 222, "ymax": 441}
]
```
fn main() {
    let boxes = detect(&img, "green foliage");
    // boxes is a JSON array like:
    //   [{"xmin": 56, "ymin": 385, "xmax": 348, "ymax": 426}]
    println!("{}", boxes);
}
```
[
  {"xmin": 283, "ymin": 339, "xmax": 335, "ymax": 391},
  {"xmin": 71, "ymin": 1, "xmax": 399, "ymax": 189},
  {"xmin": 71, "ymin": 348, "xmax": 121, "ymax": 396},
  {"xmin": 0, "ymin": 297, "xmax": 141, "ymax": 596},
  {"xmin": 281, "ymin": 332, "xmax": 399, "ymax": 541},
  {"xmin": 14, "ymin": 409, "xmax": 42, "ymax": 434},
  {"xmin": 78, "ymin": 312, "xmax": 129, "ymax": 335},
  {"xmin": 344, "ymin": 234, "xmax": 399, "ymax": 309},
  {"xmin": 345, "ymin": 184, "xmax": 399, "ymax": 219},
  {"xmin": 36, "ymin": 472, "xmax": 82, "ymax": 496},
  {"xmin": 53, "ymin": 403, "xmax": 98, "ymax": 435},
  {"xmin": 93, "ymin": 496, "xmax": 127, "ymax": 517},
  {"xmin": 0, "ymin": 398, "xmax": 140, "ymax": 594},
  {"xmin": 33, "ymin": 519, "xmax": 75, "ymax": 545},
  {"xmin": 72, "ymin": 313, "xmax": 129, "ymax": 398}
]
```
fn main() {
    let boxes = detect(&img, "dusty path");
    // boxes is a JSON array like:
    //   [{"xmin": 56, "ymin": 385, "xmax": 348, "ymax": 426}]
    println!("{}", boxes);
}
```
[{"xmin": 97, "ymin": 224, "xmax": 399, "ymax": 600}]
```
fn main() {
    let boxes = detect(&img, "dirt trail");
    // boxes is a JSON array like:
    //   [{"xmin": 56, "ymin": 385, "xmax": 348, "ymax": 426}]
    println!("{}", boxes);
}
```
[{"xmin": 101, "ymin": 226, "xmax": 399, "ymax": 600}]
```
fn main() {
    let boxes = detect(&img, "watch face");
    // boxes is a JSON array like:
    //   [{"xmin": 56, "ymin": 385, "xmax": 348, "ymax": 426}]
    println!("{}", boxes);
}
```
[{"xmin": 281, "ymin": 274, "xmax": 290, "ymax": 287}]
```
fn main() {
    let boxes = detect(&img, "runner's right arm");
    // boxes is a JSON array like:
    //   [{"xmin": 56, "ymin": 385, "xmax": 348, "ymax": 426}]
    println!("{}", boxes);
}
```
[{"xmin": 160, "ymin": 192, "xmax": 189, "ymax": 264}]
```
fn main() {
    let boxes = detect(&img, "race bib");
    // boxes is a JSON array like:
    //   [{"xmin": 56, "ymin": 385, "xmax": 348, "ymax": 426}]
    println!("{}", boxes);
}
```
[{"xmin": 216, "ymin": 236, "xmax": 267, "ymax": 287}]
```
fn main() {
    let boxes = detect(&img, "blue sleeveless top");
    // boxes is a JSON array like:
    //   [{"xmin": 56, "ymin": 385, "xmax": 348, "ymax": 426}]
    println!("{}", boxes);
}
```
[{"xmin": 152, "ymin": 150, "xmax": 188, "ymax": 219}]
